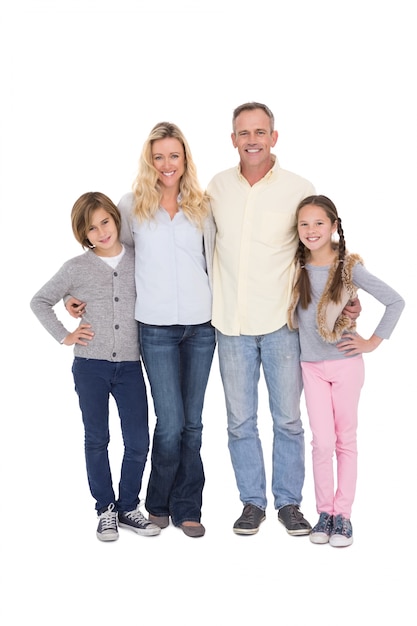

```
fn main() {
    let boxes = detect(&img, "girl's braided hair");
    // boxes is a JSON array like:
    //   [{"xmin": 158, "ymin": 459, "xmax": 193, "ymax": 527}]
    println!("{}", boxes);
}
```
[{"xmin": 294, "ymin": 195, "xmax": 346, "ymax": 309}]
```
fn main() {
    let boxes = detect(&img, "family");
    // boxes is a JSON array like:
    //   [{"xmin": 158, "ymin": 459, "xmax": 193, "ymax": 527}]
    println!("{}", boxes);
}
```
[{"xmin": 30, "ymin": 102, "xmax": 405, "ymax": 548}]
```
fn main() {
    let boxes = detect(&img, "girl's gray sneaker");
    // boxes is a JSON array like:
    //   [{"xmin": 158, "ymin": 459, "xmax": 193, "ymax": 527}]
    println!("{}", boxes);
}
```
[
  {"xmin": 329, "ymin": 514, "xmax": 353, "ymax": 547},
  {"xmin": 310, "ymin": 512, "xmax": 333, "ymax": 544}
]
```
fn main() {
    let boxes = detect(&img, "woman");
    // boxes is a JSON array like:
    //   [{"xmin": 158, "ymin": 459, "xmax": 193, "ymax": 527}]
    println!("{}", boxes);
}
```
[{"xmin": 118, "ymin": 122, "xmax": 216, "ymax": 537}]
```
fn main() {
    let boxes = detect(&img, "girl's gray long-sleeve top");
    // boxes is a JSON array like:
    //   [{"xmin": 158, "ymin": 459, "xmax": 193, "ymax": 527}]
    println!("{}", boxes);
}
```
[
  {"xmin": 296, "ymin": 262, "xmax": 405, "ymax": 362},
  {"xmin": 30, "ymin": 245, "xmax": 140, "ymax": 362}
]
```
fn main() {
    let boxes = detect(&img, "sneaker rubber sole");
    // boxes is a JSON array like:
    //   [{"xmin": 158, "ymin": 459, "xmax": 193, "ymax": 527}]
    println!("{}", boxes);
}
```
[
  {"xmin": 329, "ymin": 534, "xmax": 353, "ymax": 547},
  {"xmin": 309, "ymin": 531, "xmax": 330, "ymax": 544},
  {"xmin": 118, "ymin": 521, "xmax": 161, "ymax": 536},
  {"xmin": 96, "ymin": 529, "xmax": 119, "ymax": 542},
  {"xmin": 233, "ymin": 523, "xmax": 265, "ymax": 536},
  {"xmin": 233, "ymin": 514, "xmax": 266, "ymax": 535},
  {"xmin": 278, "ymin": 517, "xmax": 311, "ymax": 536}
]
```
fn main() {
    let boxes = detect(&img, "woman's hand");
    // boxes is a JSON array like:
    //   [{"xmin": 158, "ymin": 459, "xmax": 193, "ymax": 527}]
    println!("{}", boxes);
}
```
[{"xmin": 65, "ymin": 297, "xmax": 86, "ymax": 319}]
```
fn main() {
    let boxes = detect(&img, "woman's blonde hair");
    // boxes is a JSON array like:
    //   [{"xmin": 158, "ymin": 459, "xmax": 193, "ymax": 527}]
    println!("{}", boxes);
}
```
[{"xmin": 132, "ymin": 121, "xmax": 209, "ymax": 229}]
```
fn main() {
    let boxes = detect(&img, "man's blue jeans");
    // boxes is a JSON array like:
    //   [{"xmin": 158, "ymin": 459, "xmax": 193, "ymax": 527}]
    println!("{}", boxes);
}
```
[
  {"xmin": 72, "ymin": 357, "xmax": 149, "ymax": 514},
  {"xmin": 139, "ymin": 322, "xmax": 216, "ymax": 526},
  {"xmin": 217, "ymin": 325, "xmax": 305, "ymax": 511}
]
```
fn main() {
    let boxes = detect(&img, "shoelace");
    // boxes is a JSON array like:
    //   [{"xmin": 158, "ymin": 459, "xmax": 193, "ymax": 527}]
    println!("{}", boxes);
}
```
[
  {"xmin": 242, "ymin": 505, "xmax": 256, "ymax": 522},
  {"xmin": 100, "ymin": 504, "xmax": 117, "ymax": 530},
  {"xmin": 315, "ymin": 514, "xmax": 332, "ymax": 532},
  {"xmin": 125, "ymin": 507, "xmax": 148, "ymax": 524},
  {"xmin": 287, "ymin": 506, "xmax": 303, "ymax": 523}
]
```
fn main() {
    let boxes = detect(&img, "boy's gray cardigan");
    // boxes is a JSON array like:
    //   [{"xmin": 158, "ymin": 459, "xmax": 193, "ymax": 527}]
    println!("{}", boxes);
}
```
[{"xmin": 30, "ymin": 245, "xmax": 140, "ymax": 362}]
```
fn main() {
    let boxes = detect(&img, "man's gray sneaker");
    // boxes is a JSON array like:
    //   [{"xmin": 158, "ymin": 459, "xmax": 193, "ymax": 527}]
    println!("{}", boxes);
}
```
[
  {"xmin": 278, "ymin": 504, "xmax": 312, "ymax": 536},
  {"xmin": 233, "ymin": 504, "xmax": 266, "ymax": 535}
]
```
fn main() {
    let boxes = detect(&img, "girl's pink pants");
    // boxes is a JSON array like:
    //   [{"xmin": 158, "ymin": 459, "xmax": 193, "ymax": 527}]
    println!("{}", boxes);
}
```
[{"xmin": 301, "ymin": 356, "xmax": 365, "ymax": 519}]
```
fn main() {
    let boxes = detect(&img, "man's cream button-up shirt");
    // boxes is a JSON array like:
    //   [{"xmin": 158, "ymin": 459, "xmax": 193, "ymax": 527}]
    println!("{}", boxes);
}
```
[{"xmin": 207, "ymin": 157, "xmax": 315, "ymax": 336}]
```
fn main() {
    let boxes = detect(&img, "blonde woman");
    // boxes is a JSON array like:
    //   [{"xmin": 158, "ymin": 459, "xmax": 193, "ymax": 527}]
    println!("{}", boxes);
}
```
[{"xmin": 118, "ymin": 122, "xmax": 216, "ymax": 537}]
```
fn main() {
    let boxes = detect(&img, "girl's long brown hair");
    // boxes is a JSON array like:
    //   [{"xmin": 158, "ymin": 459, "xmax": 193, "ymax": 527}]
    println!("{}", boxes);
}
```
[{"xmin": 294, "ymin": 195, "xmax": 346, "ymax": 309}]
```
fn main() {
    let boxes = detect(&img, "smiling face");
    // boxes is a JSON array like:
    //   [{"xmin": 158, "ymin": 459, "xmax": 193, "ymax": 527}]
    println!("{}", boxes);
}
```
[
  {"xmin": 297, "ymin": 204, "xmax": 338, "ymax": 258},
  {"xmin": 152, "ymin": 136, "xmax": 186, "ymax": 191},
  {"xmin": 231, "ymin": 108, "xmax": 278, "ymax": 178},
  {"xmin": 87, "ymin": 207, "xmax": 121, "ymax": 257}
]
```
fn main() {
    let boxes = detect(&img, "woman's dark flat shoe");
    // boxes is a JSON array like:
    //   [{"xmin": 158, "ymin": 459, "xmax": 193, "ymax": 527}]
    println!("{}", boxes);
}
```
[
  {"xmin": 148, "ymin": 514, "xmax": 170, "ymax": 529},
  {"xmin": 179, "ymin": 523, "xmax": 205, "ymax": 538}
]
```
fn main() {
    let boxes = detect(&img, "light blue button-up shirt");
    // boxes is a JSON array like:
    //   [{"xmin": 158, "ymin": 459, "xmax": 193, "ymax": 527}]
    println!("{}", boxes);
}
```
[{"xmin": 118, "ymin": 193, "xmax": 212, "ymax": 325}]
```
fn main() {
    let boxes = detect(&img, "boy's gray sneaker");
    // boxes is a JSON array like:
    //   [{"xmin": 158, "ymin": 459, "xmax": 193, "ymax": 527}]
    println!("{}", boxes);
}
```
[
  {"xmin": 329, "ymin": 514, "xmax": 353, "ymax": 547},
  {"xmin": 96, "ymin": 503, "xmax": 119, "ymax": 542},
  {"xmin": 310, "ymin": 512, "xmax": 333, "ymax": 544},
  {"xmin": 278, "ymin": 504, "xmax": 312, "ymax": 536},
  {"xmin": 118, "ymin": 505, "xmax": 161, "ymax": 536},
  {"xmin": 233, "ymin": 503, "xmax": 266, "ymax": 535}
]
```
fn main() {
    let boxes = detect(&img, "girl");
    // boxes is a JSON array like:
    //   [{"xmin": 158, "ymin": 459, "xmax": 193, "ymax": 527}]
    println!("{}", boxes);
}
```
[
  {"xmin": 30, "ymin": 192, "xmax": 160, "ymax": 541},
  {"xmin": 288, "ymin": 195, "xmax": 405, "ymax": 547}
]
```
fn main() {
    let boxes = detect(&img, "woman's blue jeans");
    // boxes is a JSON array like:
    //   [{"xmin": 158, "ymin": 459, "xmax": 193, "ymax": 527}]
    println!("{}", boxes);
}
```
[
  {"xmin": 72, "ymin": 357, "xmax": 149, "ymax": 514},
  {"xmin": 139, "ymin": 322, "xmax": 216, "ymax": 526}
]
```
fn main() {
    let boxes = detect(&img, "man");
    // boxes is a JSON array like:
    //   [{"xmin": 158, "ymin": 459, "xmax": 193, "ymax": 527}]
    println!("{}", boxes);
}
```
[{"xmin": 208, "ymin": 102, "xmax": 358, "ymax": 536}]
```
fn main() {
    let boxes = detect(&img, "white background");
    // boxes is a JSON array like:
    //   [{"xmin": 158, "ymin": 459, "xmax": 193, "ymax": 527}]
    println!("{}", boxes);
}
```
[{"xmin": 1, "ymin": 1, "xmax": 415, "ymax": 624}]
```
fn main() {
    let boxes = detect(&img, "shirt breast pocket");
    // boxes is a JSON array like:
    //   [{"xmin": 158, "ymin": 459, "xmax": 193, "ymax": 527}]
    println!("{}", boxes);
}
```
[{"xmin": 255, "ymin": 210, "xmax": 296, "ymax": 248}]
